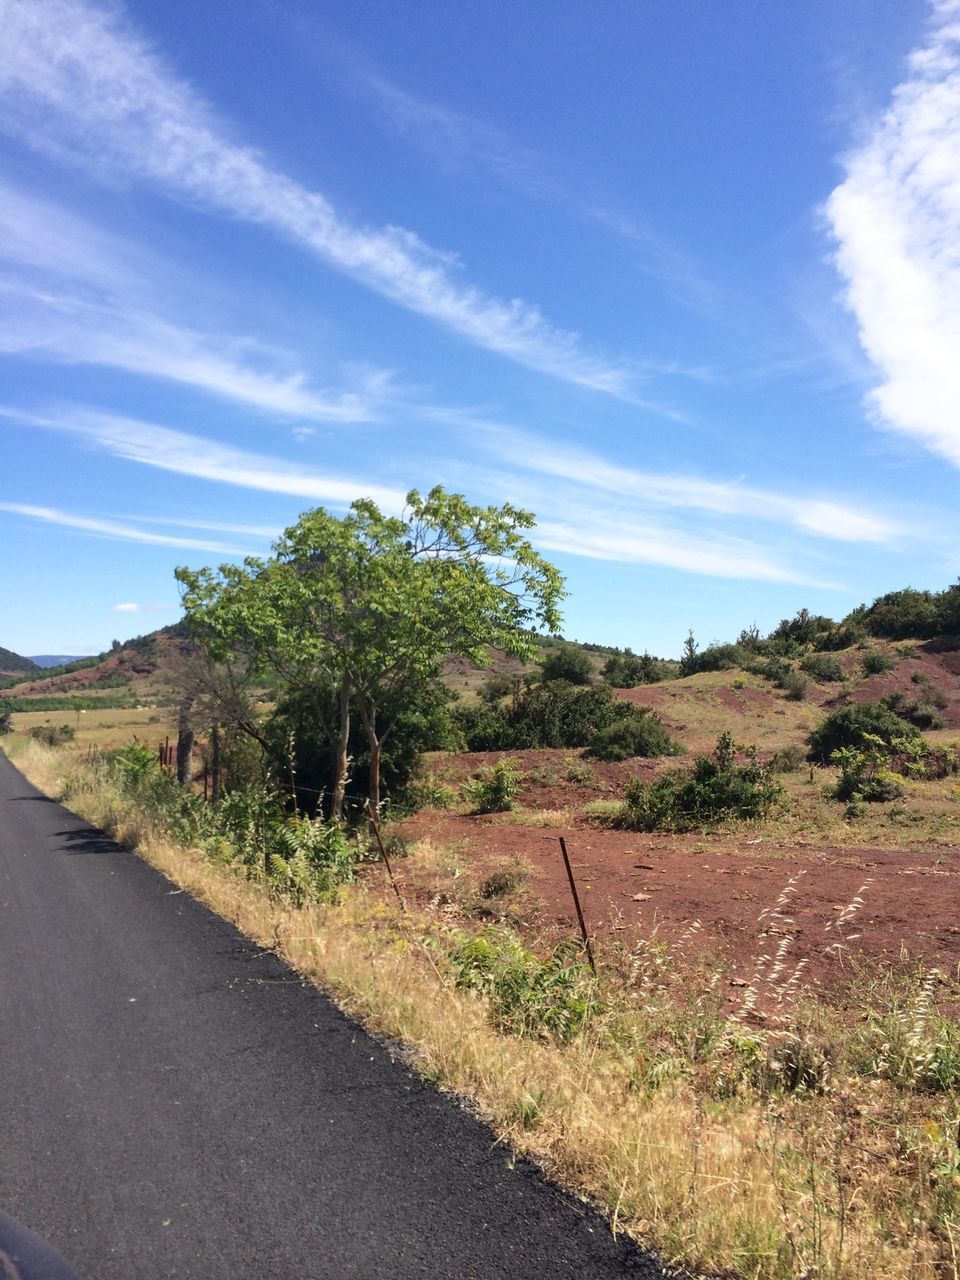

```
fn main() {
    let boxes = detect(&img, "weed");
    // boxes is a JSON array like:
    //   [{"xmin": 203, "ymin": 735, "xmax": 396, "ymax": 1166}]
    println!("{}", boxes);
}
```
[{"xmin": 449, "ymin": 929, "xmax": 600, "ymax": 1042}]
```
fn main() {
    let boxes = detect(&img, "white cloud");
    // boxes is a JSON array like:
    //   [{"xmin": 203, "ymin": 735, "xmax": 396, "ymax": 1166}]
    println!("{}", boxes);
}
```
[
  {"xmin": 534, "ymin": 516, "xmax": 831, "ymax": 586},
  {"xmin": 0, "ymin": 181, "xmax": 386, "ymax": 422},
  {"xmin": 474, "ymin": 425, "xmax": 900, "ymax": 543},
  {"xmin": 0, "ymin": 502, "xmax": 249, "ymax": 553},
  {"xmin": 826, "ymin": 2, "xmax": 960, "ymax": 467},
  {"xmin": 0, "ymin": 0, "xmax": 632, "ymax": 396},
  {"xmin": 1, "ymin": 405, "xmax": 407, "ymax": 510},
  {"xmin": 110, "ymin": 601, "xmax": 175, "ymax": 613}
]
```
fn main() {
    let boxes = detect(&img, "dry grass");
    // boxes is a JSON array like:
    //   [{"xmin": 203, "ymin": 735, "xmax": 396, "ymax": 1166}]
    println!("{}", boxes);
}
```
[
  {"xmin": 8, "ymin": 704, "xmax": 176, "ymax": 748},
  {"xmin": 8, "ymin": 735, "xmax": 960, "ymax": 1280}
]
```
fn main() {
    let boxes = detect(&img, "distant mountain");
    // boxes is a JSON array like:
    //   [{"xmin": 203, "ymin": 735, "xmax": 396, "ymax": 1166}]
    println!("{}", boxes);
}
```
[
  {"xmin": 28, "ymin": 654, "xmax": 85, "ymax": 668},
  {"xmin": 0, "ymin": 646, "xmax": 40, "ymax": 676}
]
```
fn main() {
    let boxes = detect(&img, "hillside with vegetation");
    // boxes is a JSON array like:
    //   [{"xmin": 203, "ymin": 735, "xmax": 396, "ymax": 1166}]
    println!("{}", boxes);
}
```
[{"xmin": 0, "ymin": 645, "xmax": 39, "ymax": 678}]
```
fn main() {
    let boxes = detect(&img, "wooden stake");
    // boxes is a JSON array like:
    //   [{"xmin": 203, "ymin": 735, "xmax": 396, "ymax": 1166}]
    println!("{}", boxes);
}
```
[
  {"xmin": 559, "ymin": 836, "xmax": 596, "ymax": 974},
  {"xmin": 366, "ymin": 802, "xmax": 405, "ymax": 912}
]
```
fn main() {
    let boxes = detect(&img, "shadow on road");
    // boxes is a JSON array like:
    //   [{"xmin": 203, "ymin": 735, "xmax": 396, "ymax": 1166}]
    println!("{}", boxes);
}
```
[
  {"xmin": 8, "ymin": 794, "xmax": 58, "ymax": 804},
  {"xmin": 52, "ymin": 827, "xmax": 124, "ymax": 856}
]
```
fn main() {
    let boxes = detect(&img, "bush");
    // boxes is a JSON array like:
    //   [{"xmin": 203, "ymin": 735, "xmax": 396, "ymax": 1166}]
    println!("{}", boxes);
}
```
[
  {"xmin": 861, "ymin": 650, "xmax": 894, "ymax": 676},
  {"xmin": 27, "ymin": 723, "xmax": 76, "ymax": 747},
  {"xmin": 403, "ymin": 773, "xmax": 458, "ymax": 811},
  {"xmin": 768, "ymin": 744, "xmax": 806, "ymax": 773},
  {"xmin": 0, "ymin": 711, "xmax": 11, "ymax": 734},
  {"xmin": 97, "ymin": 745, "xmax": 362, "ymax": 901},
  {"xmin": 267, "ymin": 819, "xmax": 357, "ymax": 906},
  {"xmin": 602, "ymin": 649, "xmax": 665, "ymax": 687},
  {"xmin": 584, "ymin": 710, "xmax": 682, "ymax": 761},
  {"xmin": 479, "ymin": 672, "xmax": 516, "ymax": 705},
  {"xmin": 462, "ymin": 758, "xmax": 523, "ymax": 813},
  {"xmin": 457, "ymin": 681, "xmax": 644, "ymax": 752},
  {"xmin": 830, "ymin": 745, "xmax": 904, "ymax": 803},
  {"xmin": 781, "ymin": 671, "xmax": 808, "ymax": 701},
  {"xmin": 807, "ymin": 702, "xmax": 919, "ymax": 763},
  {"xmin": 882, "ymin": 690, "xmax": 948, "ymax": 729},
  {"xmin": 449, "ymin": 929, "xmax": 598, "ymax": 1042},
  {"xmin": 619, "ymin": 732, "xmax": 783, "ymax": 832},
  {"xmin": 541, "ymin": 645, "xmax": 593, "ymax": 685},
  {"xmin": 800, "ymin": 654, "xmax": 845, "ymax": 683}
]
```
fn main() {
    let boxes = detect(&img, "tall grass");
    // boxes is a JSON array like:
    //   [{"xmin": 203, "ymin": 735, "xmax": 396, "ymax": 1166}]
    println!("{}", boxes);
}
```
[{"xmin": 7, "ymin": 736, "xmax": 960, "ymax": 1280}]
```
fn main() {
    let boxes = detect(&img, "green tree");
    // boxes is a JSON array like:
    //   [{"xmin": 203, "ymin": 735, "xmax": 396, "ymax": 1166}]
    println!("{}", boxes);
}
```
[
  {"xmin": 679, "ymin": 630, "xmax": 699, "ymax": 677},
  {"xmin": 178, "ymin": 488, "xmax": 564, "ymax": 815}
]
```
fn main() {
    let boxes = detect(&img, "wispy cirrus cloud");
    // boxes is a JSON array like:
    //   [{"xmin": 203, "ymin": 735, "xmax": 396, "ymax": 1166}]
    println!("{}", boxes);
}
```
[
  {"xmin": 356, "ymin": 69, "xmax": 717, "ymax": 314},
  {"xmin": 826, "ymin": 0, "xmax": 960, "ymax": 468},
  {"xmin": 470, "ymin": 423, "xmax": 901, "ymax": 544},
  {"xmin": 0, "ymin": 502, "xmax": 249, "ymax": 554},
  {"xmin": 533, "ymin": 515, "xmax": 833, "ymax": 586},
  {"xmin": 0, "ymin": 0, "xmax": 632, "ymax": 396},
  {"xmin": 0, "ymin": 180, "xmax": 388, "ymax": 422},
  {"xmin": 1, "ymin": 405, "xmax": 407, "ymax": 509}
]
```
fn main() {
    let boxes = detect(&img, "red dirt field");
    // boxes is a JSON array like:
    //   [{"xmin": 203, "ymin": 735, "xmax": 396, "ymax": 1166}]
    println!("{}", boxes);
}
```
[{"xmin": 395, "ymin": 810, "xmax": 960, "ymax": 1002}]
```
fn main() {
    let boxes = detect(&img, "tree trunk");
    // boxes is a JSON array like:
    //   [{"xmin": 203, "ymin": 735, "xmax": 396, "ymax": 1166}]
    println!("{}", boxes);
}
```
[
  {"xmin": 331, "ymin": 672, "xmax": 351, "ymax": 821},
  {"xmin": 176, "ymin": 696, "xmax": 195, "ymax": 786},
  {"xmin": 368, "ymin": 733, "xmax": 381, "ymax": 819},
  {"xmin": 358, "ymin": 699, "xmax": 381, "ymax": 817},
  {"xmin": 210, "ymin": 723, "xmax": 221, "ymax": 804}
]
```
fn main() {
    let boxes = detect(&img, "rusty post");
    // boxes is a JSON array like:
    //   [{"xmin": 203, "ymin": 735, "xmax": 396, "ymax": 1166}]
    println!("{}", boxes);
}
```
[
  {"xmin": 558, "ymin": 836, "xmax": 596, "ymax": 974},
  {"xmin": 366, "ymin": 802, "xmax": 405, "ymax": 912}
]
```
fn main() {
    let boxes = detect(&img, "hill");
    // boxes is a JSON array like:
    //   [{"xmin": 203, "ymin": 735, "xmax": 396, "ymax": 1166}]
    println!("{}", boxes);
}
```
[
  {"xmin": 0, "ymin": 646, "xmax": 39, "ymax": 678},
  {"xmin": 29, "ymin": 654, "xmax": 85, "ymax": 668}
]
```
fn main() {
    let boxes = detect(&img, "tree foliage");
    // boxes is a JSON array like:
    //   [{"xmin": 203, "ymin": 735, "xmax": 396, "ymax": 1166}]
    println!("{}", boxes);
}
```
[{"xmin": 177, "ymin": 488, "xmax": 564, "ymax": 814}]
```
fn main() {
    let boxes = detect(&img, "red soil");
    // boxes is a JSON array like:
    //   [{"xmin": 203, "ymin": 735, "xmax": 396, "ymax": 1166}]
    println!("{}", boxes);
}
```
[{"xmin": 396, "ymin": 808, "xmax": 960, "ymax": 1001}]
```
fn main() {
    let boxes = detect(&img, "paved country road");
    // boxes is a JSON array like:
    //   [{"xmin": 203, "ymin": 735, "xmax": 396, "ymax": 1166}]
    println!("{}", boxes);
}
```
[{"xmin": 0, "ymin": 753, "xmax": 664, "ymax": 1279}]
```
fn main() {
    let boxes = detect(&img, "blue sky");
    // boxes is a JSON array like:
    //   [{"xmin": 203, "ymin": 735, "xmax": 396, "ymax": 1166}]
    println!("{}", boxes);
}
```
[{"xmin": 1, "ymin": 0, "xmax": 958, "ymax": 657}]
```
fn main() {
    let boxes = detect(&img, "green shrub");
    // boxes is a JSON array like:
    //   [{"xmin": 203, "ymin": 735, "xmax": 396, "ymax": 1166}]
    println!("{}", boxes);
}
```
[
  {"xmin": 602, "ymin": 648, "xmax": 665, "ymax": 687},
  {"xmin": 861, "ymin": 650, "xmax": 895, "ymax": 676},
  {"xmin": 619, "ymin": 732, "xmax": 783, "ymax": 832},
  {"xmin": 584, "ymin": 710, "xmax": 682, "ymax": 761},
  {"xmin": 456, "ymin": 680, "xmax": 642, "ymax": 752},
  {"xmin": 800, "ymin": 653, "xmax": 845, "ymax": 683},
  {"xmin": 830, "ymin": 744, "xmax": 904, "ymax": 803},
  {"xmin": 267, "ymin": 818, "xmax": 356, "ymax": 905},
  {"xmin": 807, "ymin": 701, "xmax": 920, "ymax": 763},
  {"xmin": 107, "ymin": 742, "xmax": 158, "ymax": 787},
  {"xmin": 768, "ymin": 744, "xmax": 805, "ymax": 773},
  {"xmin": 479, "ymin": 672, "xmax": 516, "ymax": 704},
  {"xmin": 0, "ymin": 711, "xmax": 12, "ymax": 734},
  {"xmin": 462, "ymin": 758, "xmax": 523, "ymax": 813},
  {"xmin": 882, "ymin": 690, "xmax": 948, "ymax": 729},
  {"xmin": 403, "ymin": 774, "xmax": 458, "ymax": 811},
  {"xmin": 541, "ymin": 645, "xmax": 593, "ymax": 685},
  {"xmin": 27, "ymin": 723, "xmax": 76, "ymax": 747},
  {"xmin": 449, "ymin": 929, "xmax": 599, "ymax": 1042},
  {"xmin": 781, "ymin": 671, "xmax": 808, "ymax": 701}
]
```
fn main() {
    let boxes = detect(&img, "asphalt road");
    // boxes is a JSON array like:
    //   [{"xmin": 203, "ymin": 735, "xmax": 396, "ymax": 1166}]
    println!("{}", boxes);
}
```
[{"xmin": 0, "ymin": 752, "xmax": 664, "ymax": 1279}]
